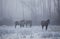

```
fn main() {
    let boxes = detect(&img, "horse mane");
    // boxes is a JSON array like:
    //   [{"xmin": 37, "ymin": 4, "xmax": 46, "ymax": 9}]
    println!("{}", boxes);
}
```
[{"xmin": 46, "ymin": 19, "xmax": 50, "ymax": 24}]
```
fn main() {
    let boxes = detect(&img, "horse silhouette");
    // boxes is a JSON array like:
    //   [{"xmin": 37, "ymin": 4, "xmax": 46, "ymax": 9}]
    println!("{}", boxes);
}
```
[
  {"xmin": 41, "ymin": 19, "xmax": 50, "ymax": 30},
  {"xmin": 15, "ymin": 20, "xmax": 25, "ymax": 28},
  {"xmin": 25, "ymin": 20, "xmax": 32, "ymax": 27},
  {"xmin": 15, "ymin": 20, "xmax": 32, "ymax": 28}
]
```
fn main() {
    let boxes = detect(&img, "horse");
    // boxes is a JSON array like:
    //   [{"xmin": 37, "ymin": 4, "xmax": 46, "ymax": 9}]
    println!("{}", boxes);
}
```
[
  {"xmin": 15, "ymin": 20, "xmax": 25, "ymax": 28},
  {"xmin": 25, "ymin": 20, "xmax": 32, "ymax": 27},
  {"xmin": 15, "ymin": 20, "xmax": 32, "ymax": 28},
  {"xmin": 41, "ymin": 19, "xmax": 50, "ymax": 30}
]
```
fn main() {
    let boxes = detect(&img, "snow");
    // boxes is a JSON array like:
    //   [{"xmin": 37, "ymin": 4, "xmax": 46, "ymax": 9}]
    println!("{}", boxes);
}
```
[{"xmin": 0, "ymin": 25, "xmax": 60, "ymax": 39}]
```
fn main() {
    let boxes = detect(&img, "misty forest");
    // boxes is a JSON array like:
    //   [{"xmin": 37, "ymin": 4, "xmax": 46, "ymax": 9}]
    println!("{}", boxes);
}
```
[{"xmin": 0, "ymin": 0, "xmax": 60, "ymax": 39}]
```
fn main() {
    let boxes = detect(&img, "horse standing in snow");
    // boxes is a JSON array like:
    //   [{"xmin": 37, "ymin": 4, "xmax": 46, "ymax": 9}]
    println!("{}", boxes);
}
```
[
  {"xmin": 25, "ymin": 20, "xmax": 32, "ymax": 27},
  {"xmin": 15, "ymin": 20, "xmax": 32, "ymax": 28},
  {"xmin": 15, "ymin": 20, "xmax": 25, "ymax": 28},
  {"xmin": 41, "ymin": 19, "xmax": 50, "ymax": 30}
]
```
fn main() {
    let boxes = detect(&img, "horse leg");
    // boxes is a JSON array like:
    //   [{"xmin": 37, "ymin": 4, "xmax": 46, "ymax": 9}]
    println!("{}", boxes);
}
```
[
  {"xmin": 20, "ymin": 25, "xmax": 21, "ymax": 27},
  {"xmin": 15, "ymin": 24, "xmax": 17, "ymax": 28},
  {"xmin": 42, "ymin": 25, "xmax": 44, "ymax": 30},
  {"xmin": 20, "ymin": 24, "xmax": 22, "ymax": 28},
  {"xmin": 30, "ymin": 23, "xmax": 32, "ymax": 28},
  {"xmin": 23, "ymin": 24, "xmax": 24, "ymax": 27},
  {"xmin": 46, "ymin": 25, "xmax": 48, "ymax": 30}
]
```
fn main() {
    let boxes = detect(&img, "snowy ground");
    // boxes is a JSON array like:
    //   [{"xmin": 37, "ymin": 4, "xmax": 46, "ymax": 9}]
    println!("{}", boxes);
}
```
[{"xmin": 0, "ymin": 25, "xmax": 60, "ymax": 39}]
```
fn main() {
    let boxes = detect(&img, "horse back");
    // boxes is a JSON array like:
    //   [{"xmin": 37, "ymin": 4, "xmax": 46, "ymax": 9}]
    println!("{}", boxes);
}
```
[{"xmin": 25, "ymin": 20, "xmax": 32, "ymax": 24}]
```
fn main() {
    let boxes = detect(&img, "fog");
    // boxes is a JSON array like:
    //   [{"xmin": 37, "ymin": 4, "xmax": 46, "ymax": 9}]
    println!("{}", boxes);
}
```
[
  {"xmin": 0, "ymin": 0, "xmax": 60, "ymax": 39},
  {"xmin": 0, "ymin": 0, "xmax": 60, "ymax": 25}
]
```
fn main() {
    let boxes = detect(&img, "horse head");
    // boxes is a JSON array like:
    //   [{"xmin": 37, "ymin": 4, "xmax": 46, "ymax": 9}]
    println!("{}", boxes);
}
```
[{"xmin": 47, "ymin": 19, "xmax": 50, "ymax": 24}]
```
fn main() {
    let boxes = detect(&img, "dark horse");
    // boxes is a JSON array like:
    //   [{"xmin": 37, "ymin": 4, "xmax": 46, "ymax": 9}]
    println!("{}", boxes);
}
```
[
  {"xmin": 41, "ymin": 19, "xmax": 50, "ymax": 30},
  {"xmin": 15, "ymin": 20, "xmax": 32, "ymax": 28},
  {"xmin": 15, "ymin": 20, "xmax": 25, "ymax": 28},
  {"xmin": 25, "ymin": 20, "xmax": 32, "ymax": 27}
]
